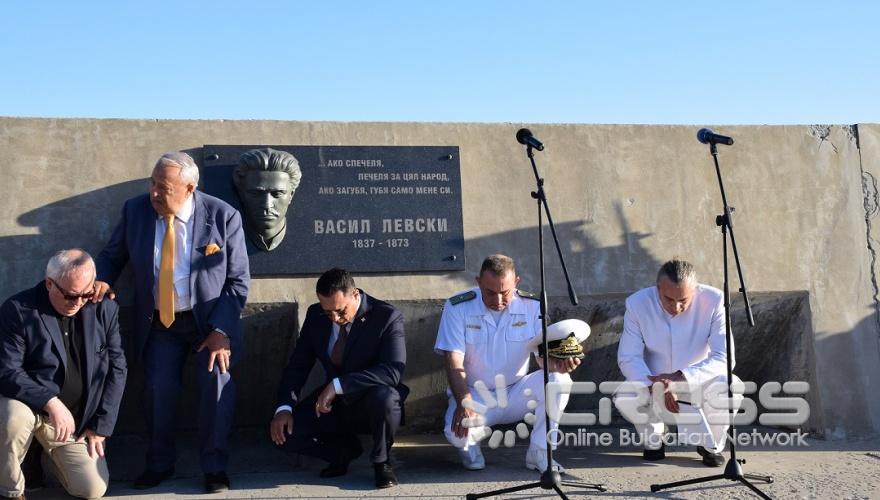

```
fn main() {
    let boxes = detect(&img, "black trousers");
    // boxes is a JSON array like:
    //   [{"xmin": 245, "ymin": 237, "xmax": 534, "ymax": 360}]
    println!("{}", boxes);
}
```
[{"xmin": 279, "ymin": 384, "xmax": 402, "ymax": 464}]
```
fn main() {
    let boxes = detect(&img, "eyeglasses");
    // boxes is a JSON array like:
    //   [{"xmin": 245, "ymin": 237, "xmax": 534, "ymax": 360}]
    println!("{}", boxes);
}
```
[{"xmin": 49, "ymin": 278, "xmax": 96, "ymax": 302}]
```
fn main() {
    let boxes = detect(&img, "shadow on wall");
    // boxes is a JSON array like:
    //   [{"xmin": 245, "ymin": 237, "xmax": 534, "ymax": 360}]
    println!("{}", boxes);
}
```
[
  {"xmin": 0, "ymin": 178, "xmax": 150, "ymax": 302},
  {"xmin": 466, "ymin": 202, "xmax": 662, "ymax": 295},
  {"xmin": 2, "ymin": 178, "xmax": 826, "ymax": 439},
  {"xmin": 1, "ymin": 145, "xmax": 201, "ymax": 301}
]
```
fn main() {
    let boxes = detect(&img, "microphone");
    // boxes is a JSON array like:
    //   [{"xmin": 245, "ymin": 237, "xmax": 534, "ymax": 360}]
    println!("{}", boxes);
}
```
[
  {"xmin": 697, "ymin": 128, "xmax": 734, "ymax": 146},
  {"xmin": 516, "ymin": 128, "xmax": 545, "ymax": 151}
]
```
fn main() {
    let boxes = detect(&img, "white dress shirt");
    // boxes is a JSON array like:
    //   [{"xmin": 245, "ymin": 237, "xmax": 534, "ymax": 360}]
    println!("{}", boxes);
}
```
[
  {"xmin": 152, "ymin": 194, "xmax": 194, "ymax": 311},
  {"xmin": 617, "ymin": 284, "xmax": 731, "ymax": 389}
]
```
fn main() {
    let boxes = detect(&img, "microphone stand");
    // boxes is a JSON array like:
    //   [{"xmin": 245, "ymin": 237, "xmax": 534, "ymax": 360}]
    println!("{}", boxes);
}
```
[
  {"xmin": 466, "ymin": 144, "xmax": 606, "ymax": 499},
  {"xmin": 649, "ymin": 141, "xmax": 774, "ymax": 498}
]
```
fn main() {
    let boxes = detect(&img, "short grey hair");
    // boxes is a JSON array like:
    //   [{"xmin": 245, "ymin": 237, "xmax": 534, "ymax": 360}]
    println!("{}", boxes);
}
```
[
  {"xmin": 480, "ymin": 254, "xmax": 516, "ymax": 277},
  {"xmin": 155, "ymin": 151, "xmax": 200, "ymax": 186},
  {"xmin": 45, "ymin": 249, "xmax": 96, "ymax": 282},
  {"xmin": 656, "ymin": 259, "xmax": 696, "ymax": 285}
]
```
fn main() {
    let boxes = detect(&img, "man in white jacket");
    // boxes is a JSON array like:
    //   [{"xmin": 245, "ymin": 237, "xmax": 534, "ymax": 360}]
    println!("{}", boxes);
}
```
[{"xmin": 615, "ymin": 259, "xmax": 736, "ymax": 467}]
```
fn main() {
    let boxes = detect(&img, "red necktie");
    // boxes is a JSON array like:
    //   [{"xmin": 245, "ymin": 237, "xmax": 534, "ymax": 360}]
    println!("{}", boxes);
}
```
[{"xmin": 330, "ymin": 324, "xmax": 349, "ymax": 369}]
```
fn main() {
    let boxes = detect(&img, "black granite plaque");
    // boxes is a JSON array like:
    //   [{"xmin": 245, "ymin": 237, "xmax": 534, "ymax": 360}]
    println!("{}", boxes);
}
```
[{"xmin": 202, "ymin": 145, "xmax": 465, "ymax": 275}]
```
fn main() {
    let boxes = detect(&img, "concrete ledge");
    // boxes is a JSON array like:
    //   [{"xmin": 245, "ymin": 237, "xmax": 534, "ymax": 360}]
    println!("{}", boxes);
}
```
[{"xmin": 113, "ymin": 291, "xmax": 820, "ymax": 436}]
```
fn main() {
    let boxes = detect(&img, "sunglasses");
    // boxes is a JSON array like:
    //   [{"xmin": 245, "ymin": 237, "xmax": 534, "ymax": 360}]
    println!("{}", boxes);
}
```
[{"xmin": 49, "ymin": 278, "xmax": 96, "ymax": 301}]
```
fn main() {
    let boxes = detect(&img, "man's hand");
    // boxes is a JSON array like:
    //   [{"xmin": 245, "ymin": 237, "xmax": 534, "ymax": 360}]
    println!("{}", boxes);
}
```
[
  {"xmin": 315, "ymin": 383, "xmax": 336, "ymax": 417},
  {"xmin": 546, "ymin": 356, "xmax": 582, "ymax": 374},
  {"xmin": 91, "ymin": 281, "xmax": 115, "ymax": 303},
  {"xmin": 649, "ymin": 371, "xmax": 686, "ymax": 386},
  {"xmin": 648, "ymin": 372, "xmax": 686, "ymax": 413},
  {"xmin": 197, "ymin": 330, "xmax": 231, "ymax": 373},
  {"xmin": 270, "ymin": 410, "xmax": 293, "ymax": 445},
  {"xmin": 452, "ymin": 395, "xmax": 478, "ymax": 439},
  {"xmin": 77, "ymin": 429, "xmax": 106, "ymax": 459},
  {"xmin": 660, "ymin": 389, "xmax": 680, "ymax": 413},
  {"xmin": 43, "ymin": 397, "xmax": 75, "ymax": 442}
]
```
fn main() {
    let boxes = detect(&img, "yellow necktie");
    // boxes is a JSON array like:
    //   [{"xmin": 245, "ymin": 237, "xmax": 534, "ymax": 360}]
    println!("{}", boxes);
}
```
[{"xmin": 158, "ymin": 215, "xmax": 176, "ymax": 327}]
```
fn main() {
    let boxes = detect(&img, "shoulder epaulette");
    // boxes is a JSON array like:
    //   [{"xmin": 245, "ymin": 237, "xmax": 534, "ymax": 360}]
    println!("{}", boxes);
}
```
[
  {"xmin": 449, "ymin": 290, "xmax": 477, "ymax": 305},
  {"xmin": 517, "ymin": 289, "xmax": 540, "ymax": 300}
]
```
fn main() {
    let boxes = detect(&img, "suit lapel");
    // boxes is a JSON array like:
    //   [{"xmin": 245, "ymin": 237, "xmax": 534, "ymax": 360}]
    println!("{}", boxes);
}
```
[
  {"xmin": 321, "ymin": 316, "xmax": 335, "ymax": 363},
  {"xmin": 190, "ymin": 192, "xmax": 215, "ymax": 293},
  {"xmin": 343, "ymin": 290, "xmax": 370, "ymax": 360},
  {"xmin": 138, "ymin": 199, "xmax": 157, "ymax": 298},
  {"xmin": 80, "ymin": 303, "xmax": 98, "ymax": 381},
  {"xmin": 37, "ymin": 286, "xmax": 67, "ymax": 373}
]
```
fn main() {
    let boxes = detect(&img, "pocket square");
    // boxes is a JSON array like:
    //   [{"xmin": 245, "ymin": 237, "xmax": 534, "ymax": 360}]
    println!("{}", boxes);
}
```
[{"xmin": 205, "ymin": 243, "xmax": 222, "ymax": 256}]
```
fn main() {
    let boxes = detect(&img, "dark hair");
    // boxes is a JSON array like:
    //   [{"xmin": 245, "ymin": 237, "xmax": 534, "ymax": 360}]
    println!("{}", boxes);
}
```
[
  {"xmin": 316, "ymin": 267, "xmax": 356, "ymax": 296},
  {"xmin": 656, "ymin": 259, "xmax": 696, "ymax": 285},
  {"xmin": 479, "ymin": 254, "xmax": 516, "ymax": 277}
]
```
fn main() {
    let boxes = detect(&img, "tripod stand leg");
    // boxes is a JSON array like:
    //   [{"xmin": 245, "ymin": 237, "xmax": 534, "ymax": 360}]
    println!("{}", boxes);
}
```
[
  {"xmin": 551, "ymin": 484, "xmax": 570, "ymax": 500},
  {"xmin": 561, "ymin": 480, "xmax": 607, "ymax": 492},
  {"xmin": 465, "ymin": 481, "xmax": 543, "ymax": 500},
  {"xmin": 744, "ymin": 473, "xmax": 774, "ymax": 483},
  {"xmin": 650, "ymin": 474, "xmax": 726, "ymax": 492},
  {"xmin": 739, "ymin": 477, "xmax": 773, "ymax": 499}
]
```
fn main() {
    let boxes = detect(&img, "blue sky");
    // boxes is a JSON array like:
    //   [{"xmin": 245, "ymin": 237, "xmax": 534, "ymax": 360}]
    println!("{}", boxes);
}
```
[{"xmin": 1, "ymin": 1, "xmax": 877, "ymax": 124}]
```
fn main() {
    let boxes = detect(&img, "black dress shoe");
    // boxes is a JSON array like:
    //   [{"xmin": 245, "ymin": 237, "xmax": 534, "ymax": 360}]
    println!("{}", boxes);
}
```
[
  {"xmin": 696, "ymin": 446, "xmax": 725, "ymax": 467},
  {"xmin": 204, "ymin": 471, "xmax": 230, "ymax": 494},
  {"xmin": 643, "ymin": 443, "xmax": 665, "ymax": 461},
  {"xmin": 373, "ymin": 462, "xmax": 398, "ymax": 489},
  {"xmin": 319, "ymin": 461, "xmax": 349, "ymax": 478},
  {"xmin": 318, "ymin": 439, "xmax": 362, "ymax": 478},
  {"xmin": 133, "ymin": 468, "xmax": 174, "ymax": 489}
]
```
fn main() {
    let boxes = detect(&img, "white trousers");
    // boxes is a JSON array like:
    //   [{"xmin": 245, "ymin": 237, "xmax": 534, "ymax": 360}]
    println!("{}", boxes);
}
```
[
  {"xmin": 444, "ymin": 370, "xmax": 571, "ymax": 450},
  {"xmin": 614, "ymin": 375, "xmax": 741, "ymax": 454}
]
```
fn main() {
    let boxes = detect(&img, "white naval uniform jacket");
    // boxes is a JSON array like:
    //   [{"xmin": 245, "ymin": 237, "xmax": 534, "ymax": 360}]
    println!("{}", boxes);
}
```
[
  {"xmin": 434, "ymin": 287, "xmax": 541, "ymax": 390},
  {"xmin": 617, "ymin": 284, "xmax": 732, "ymax": 390}
]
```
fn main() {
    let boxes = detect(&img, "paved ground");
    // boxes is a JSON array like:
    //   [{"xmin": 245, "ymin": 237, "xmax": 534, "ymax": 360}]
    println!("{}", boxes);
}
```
[{"xmin": 25, "ymin": 427, "xmax": 880, "ymax": 499}]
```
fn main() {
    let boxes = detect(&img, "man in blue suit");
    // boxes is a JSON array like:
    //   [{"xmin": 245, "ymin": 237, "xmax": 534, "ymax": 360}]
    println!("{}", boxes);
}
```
[
  {"xmin": 94, "ymin": 151, "xmax": 250, "ymax": 494},
  {"xmin": 0, "ymin": 249, "xmax": 127, "ymax": 499},
  {"xmin": 270, "ymin": 268, "xmax": 406, "ymax": 489}
]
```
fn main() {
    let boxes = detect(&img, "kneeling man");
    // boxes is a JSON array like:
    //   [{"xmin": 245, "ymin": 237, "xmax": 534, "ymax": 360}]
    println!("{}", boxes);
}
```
[
  {"xmin": 434, "ymin": 254, "xmax": 583, "ymax": 472},
  {"xmin": 270, "ymin": 268, "xmax": 406, "ymax": 489},
  {"xmin": 0, "ymin": 250, "xmax": 127, "ymax": 499},
  {"xmin": 616, "ymin": 259, "xmax": 736, "ymax": 467}
]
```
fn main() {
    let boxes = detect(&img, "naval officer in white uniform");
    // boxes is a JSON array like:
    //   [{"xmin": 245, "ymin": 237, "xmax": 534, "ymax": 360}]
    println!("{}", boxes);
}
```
[
  {"xmin": 616, "ymin": 259, "xmax": 737, "ymax": 467},
  {"xmin": 434, "ymin": 254, "xmax": 581, "ymax": 472}
]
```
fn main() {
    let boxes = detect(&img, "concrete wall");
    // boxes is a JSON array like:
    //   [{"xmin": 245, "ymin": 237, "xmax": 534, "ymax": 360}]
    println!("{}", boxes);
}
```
[{"xmin": 1, "ymin": 118, "xmax": 877, "ymax": 438}]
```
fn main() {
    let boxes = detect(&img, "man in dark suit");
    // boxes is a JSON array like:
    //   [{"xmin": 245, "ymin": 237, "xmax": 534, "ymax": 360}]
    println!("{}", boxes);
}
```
[
  {"xmin": 0, "ymin": 249, "xmax": 127, "ymax": 500},
  {"xmin": 93, "ymin": 152, "xmax": 250, "ymax": 493},
  {"xmin": 270, "ymin": 268, "xmax": 406, "ymax": 489}
]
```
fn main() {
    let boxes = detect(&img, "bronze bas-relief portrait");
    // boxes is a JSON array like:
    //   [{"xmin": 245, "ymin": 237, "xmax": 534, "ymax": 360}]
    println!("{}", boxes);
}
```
[{"xmin": 233, "ymin": 148, "xmax": 302, "ymax": 252}]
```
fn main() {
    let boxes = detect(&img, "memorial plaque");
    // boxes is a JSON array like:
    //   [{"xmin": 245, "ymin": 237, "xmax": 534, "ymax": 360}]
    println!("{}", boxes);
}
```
[{"xmin": 202, "ymin": 145, "xmax": 465, "ymax": 275}]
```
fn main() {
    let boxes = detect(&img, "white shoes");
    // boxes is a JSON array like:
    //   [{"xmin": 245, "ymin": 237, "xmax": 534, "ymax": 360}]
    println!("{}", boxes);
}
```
[
  {"xmin": 459, "ymin": 445, "xmax": 486, "ymax": 470},
  {"xmin": 525, "ymin": 445, "xmax": 565, "ymax": 473},
  {"xmin": 458, "ymin": 444, "xmax": 564, "ymax": 473}
]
